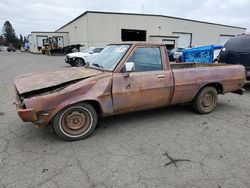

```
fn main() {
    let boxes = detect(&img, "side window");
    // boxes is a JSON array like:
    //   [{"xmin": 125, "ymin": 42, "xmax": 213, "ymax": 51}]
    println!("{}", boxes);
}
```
[{"xmin": 127, "ymin": 47, "xmax": 163, "ymax": 72}]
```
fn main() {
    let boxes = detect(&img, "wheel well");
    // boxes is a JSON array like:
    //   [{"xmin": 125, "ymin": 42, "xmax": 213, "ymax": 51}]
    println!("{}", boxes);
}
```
[
  {"xmin": 51, "ymin": 100, "xmax": 102, "ymax": 124},
  {"xmin": 201, "ymin": 83, "xmax": 223, "ymax": 94},
  {"xmin": 84, "ymin": 100, "xmax": 102, "ymax": 115},
  {"xmin": 75, "ymin": 57, "xmax": 85, "ymax": 62}
]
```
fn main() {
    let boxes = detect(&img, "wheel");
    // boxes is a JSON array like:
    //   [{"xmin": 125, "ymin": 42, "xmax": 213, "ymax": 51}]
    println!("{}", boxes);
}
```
[
  {"xmin": 192, "ymin": 86, "xmax": 218, "ymax": 114},
  {"xmin": 52, "ymin": 102, "xmax": 97, "ymax": 141},
  {"xmin": 74, "ymin": 58, "xmax": 85, "ymax": 67},
  {"xmin": 69, "ymin": 62, "xmax": 74, "ymax": 67}
]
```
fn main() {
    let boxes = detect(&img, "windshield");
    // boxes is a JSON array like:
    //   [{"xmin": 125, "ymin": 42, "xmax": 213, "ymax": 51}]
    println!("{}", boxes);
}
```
[
  {"xmin": 82, "ymin": 47, "xmax": 94, "ymax": 53},
  {"xmin": 89, "ymin": 45, "xmax": 130, "ymax": 71},
  {"xmin": 92, "ymin": 48, "xmax": 103, "ymax": 53}
]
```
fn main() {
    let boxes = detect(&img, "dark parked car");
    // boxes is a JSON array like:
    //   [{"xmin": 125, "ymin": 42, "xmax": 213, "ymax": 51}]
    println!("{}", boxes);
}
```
[
  {"xmin": 7, "ymin": 45, "xmax": 16, "ymax": 52},
  {"xmin": 219, "ymin": 33, "xmax": 250, "ymax": 80}
]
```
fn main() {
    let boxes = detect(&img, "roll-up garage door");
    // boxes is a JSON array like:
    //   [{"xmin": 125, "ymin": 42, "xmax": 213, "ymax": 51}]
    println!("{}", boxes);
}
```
[{"xmin": 173, "ymin": 32, "xmax": 192, "ymax": 48}]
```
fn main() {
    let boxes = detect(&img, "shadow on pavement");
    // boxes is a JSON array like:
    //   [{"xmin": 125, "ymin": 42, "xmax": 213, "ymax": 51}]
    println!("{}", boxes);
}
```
[
  {"xmin": 98, "ymin": 104, "xmax": 193, "ymax": 129},
  {"xmin": 244, "ymin": 81, "xmax": 250, "ymax": 92}
]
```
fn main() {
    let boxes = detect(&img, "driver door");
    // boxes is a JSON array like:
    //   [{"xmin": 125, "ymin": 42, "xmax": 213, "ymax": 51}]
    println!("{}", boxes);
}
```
[{"xmin": 112, "ymin": 46, "xmax": 174, "ymax": 113}]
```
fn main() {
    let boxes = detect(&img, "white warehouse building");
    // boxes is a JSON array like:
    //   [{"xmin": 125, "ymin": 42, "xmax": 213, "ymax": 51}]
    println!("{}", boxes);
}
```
[{"xmin": 29, "ymin": 11, "xmax": 246, "ymax": 53}]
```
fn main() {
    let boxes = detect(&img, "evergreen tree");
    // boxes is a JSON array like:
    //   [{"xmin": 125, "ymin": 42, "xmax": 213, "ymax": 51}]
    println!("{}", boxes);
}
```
[
  {"xmin": 23, "ymin": 36, "xmax": 29, "ymax": 43},
  {"xmin": 2, "ymin": 21, "xmax": 19, "ymax": 47},
  {"xmin": 20, "ymin": 34, "xmax": 23, "ymax": 45},
  {"xmin": 0, "ymin": 35, "xmax": 4, "ymax": 45}
]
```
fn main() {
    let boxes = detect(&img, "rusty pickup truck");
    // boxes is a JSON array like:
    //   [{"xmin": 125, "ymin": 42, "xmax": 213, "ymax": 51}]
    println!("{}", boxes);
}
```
[{"xmin": 14, "ymin": 42, "xmax": 246, "ymax": 140}]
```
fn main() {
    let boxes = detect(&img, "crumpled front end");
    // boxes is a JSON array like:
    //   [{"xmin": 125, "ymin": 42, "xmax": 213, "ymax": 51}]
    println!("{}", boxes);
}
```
[
  {"xmin": 14, "ymin": 71, "xmax": 113, "ymax": 127},
  {"xmin": 15, "ymin": 89, "xmax": 37, "ymax": 122}
]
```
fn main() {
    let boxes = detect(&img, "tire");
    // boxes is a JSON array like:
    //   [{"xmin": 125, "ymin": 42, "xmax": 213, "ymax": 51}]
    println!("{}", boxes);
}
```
[
  {"xmin": 192, "ymin": 86, "xmax": 218, "ymax": 114},
  {"xmin": 74, "ymin": 58, "xmax": 85, "ymax": 67},
  {"xmin": 52, "ymin": 102, "xmax": 97, "ymax": 141}
]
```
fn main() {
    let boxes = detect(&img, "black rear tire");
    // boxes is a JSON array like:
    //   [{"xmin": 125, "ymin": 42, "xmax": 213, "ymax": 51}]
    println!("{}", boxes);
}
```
[
  {"xmin": 192, "ymin": 86, "xmax": 218, "ymax": 114},
  {"xmin": 74, "ymin": 58, "xmax": 85, "ymax": 67},
  {"xmin": 52, "ymin": 102, "xmax": 97, "ymax": 141}
]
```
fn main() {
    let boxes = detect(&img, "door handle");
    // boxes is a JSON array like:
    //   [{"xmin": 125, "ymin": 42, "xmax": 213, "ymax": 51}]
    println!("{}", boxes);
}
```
[{"xmin": 157, "ymin": 75, "xmax": 165, "ymax": 78}]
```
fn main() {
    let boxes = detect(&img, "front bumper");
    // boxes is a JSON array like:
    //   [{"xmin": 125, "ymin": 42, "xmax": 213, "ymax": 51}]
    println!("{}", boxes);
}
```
[
  {"xmin": 17, "ymin": 108, "xmax": 37, "ymax": 122},
  {"xmin": 15, "ymin": 88, "xmax": 52, "ymax": 126},
  {"xmin": 15, "ymin": 92, "xmax": 46, "ymax": 125},
  {"xmin": 17, "ymin": 107, "xmax": 52, "ymax": 126},
  {"xmin": 65, "ymin": 57, "xmax": 74, "ymax": 65},
  {"xmin": 15, "ymin": 91, "xmax": 36, "ymax": 122}
]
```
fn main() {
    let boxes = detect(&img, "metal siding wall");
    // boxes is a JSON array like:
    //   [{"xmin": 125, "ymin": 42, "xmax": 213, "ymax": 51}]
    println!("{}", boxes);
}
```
[
  {"xmin": 57, "ymin": 15, "xmax": 88, "ymax": 47},
  {"xmin": 58, "ymin": 12, "xmax": 246, "ymax": 48},
  {"xmin": 219, "ymin": 35, "xmax": 233, "ymax": 45}
]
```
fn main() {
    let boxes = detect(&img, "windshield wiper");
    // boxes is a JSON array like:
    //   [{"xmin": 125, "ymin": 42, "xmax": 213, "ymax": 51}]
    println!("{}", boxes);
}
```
[{"xmin": 92, "ymin": 63, "xmax": 104, "ymax": 71}]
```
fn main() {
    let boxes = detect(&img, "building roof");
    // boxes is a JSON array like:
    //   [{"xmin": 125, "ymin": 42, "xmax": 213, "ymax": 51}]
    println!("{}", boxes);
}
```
[
  {"xmin": 31, "ymin": 31, "xmax": 68, "ymax": 33},
  {"xmin": 56, "ymin": 10, "xmax": 246, "ymax": 31}
]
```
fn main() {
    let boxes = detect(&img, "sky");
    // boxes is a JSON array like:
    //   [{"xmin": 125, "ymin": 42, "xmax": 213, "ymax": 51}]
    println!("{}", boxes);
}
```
[{"xmin": 0, "ymin": 0, "xmax": 250, "ymax": 36}]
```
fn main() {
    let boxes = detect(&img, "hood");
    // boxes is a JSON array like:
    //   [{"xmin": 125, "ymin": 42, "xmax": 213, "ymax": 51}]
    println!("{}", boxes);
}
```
[
  {"xmin": 67, "ymin": 52, "xmax": 90, "ymax": 58},
  {"xmin": 15, "ymin": 67, "xmax": 102, "ymax": 95}
]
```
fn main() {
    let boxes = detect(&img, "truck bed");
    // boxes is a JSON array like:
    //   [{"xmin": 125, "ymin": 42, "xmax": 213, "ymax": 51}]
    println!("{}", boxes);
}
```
[
  {"xmin": 170, "ymin": 63, "xmax": 246, "ymax": 105},
  {"xmin": 170, "ymin": 62, "xmax": 228, "ymax": 69}
]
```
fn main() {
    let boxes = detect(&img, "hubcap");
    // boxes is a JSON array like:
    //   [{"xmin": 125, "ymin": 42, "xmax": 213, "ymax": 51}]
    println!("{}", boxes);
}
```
[
  {"xmin": 202, "ymin": 93, "xmax": 213, "ymax": 107},
  {"xmin": 61, "ymin": 107, "xmax": 91, "ymax": 136},
  {"xmin": 75, "ymin": 59, "xmax": 82, "ymax": 67},
  {"xmin": 66, "ymin": 111, "xmax": 85, "ymax": 130}
]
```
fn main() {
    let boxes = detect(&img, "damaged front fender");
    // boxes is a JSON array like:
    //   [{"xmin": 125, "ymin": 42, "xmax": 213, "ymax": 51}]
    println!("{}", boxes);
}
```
[{"xmin": 16, "ymin": 73, "xmax": 113, "ymax": 126}]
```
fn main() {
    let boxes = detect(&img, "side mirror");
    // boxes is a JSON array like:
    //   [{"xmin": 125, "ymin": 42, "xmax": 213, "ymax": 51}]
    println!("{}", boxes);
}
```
[
  {"xmin": 125, "ymin": 62, "xmax": 135, "ymax": 72},
  {"xmin": 89, "ymin": 51, "xmax": 94, "ymax": 54}
]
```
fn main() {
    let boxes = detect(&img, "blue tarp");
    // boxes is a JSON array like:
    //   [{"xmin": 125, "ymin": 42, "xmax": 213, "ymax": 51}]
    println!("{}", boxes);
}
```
[
  {"xmin": 182, "ymin": 45, "xmax": 222, "ymax": 63},
  {"xmin": 24, "ymin": 43, "xmax": 30, "ymax": 49}
]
